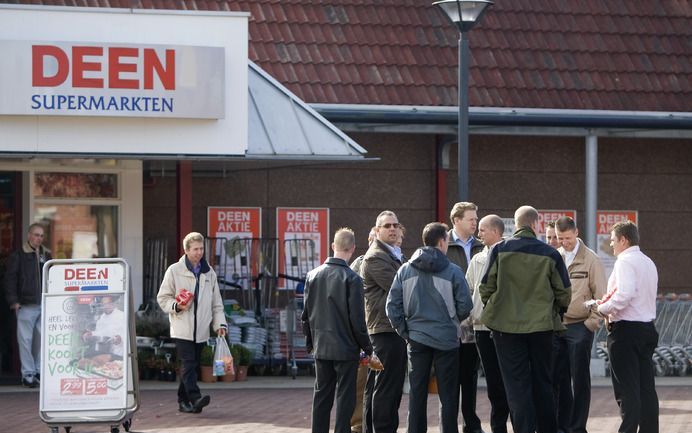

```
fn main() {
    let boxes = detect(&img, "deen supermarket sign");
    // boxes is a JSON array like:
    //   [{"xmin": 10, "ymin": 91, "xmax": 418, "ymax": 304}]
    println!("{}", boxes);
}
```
[
  {"xmin": 0, "ymin": 41, "xmax": 225, "ymax": 119},
  {"xmin": 47, "ymin": 263, "xmax": 126, "ymax": 294}
]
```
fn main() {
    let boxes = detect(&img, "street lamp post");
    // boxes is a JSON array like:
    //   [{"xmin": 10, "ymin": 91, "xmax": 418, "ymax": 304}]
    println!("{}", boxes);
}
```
[{"xmin": 433, "ymin": 0, "xmax": 492, "ymax": 202}]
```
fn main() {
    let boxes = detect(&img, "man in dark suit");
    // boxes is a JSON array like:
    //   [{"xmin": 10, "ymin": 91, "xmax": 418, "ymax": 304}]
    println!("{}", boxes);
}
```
[{"xmin": 446, "ymin": 202, "xmax": 485, "ymax": 433}]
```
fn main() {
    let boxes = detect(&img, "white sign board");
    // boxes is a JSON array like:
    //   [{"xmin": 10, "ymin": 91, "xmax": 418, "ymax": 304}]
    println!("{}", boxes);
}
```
[
  {"xmin": 41, "ymin": 261, "xmax": 128, "ymax": 412},
  {"xmin": 0, "ymin": 41, "xmax": 225, "ymax": 119},
  {"xmin": 0, "ymin": 6, "xmax": 248, "ymax": 156}
]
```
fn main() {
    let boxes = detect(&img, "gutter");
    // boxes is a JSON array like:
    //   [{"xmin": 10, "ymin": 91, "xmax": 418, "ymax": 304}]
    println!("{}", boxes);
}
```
[{"xmin": 311, "ymin": 104, "xmax": 692, "ymax": 130}]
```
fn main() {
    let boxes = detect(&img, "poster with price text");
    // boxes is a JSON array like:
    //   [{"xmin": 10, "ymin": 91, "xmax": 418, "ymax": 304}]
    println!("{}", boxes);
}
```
[
  {"xmin": 41, "ymin": 262, "xmax": 128, "ymax": 412},
  {"xmin": 277, "ymin": 208, "xmax": 329, "ymax": 290}
]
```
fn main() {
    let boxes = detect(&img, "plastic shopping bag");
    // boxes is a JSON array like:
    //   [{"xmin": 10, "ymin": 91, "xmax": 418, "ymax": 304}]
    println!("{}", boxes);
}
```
[{"xmin": 213, "ymin": 336, "xmax": 235, "ymax": 376}]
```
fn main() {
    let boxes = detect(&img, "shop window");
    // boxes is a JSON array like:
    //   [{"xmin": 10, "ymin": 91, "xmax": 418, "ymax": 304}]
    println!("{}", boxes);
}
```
[
  {"xmin": 34, "ymin": 204, "xmax": 118, "ymax": 259},
  {"xmin": 33, "ymin": 173, "xmax": 118, "ymax": 199}
]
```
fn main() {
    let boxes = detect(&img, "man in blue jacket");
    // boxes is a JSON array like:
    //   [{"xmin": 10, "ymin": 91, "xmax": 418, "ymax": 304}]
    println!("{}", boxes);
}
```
[{"xmin": 387, "ymin": 222, "xmax": 472, "ymax": 433}]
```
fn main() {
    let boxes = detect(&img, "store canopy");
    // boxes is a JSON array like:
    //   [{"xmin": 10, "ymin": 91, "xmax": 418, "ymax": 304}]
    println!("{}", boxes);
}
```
[{"xmin": 246, "ymin": 61, "xmax": 368, "ymax": 161}]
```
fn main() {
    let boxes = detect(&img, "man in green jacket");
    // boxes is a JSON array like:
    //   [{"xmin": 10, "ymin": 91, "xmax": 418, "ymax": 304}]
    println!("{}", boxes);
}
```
[{"xmin": 480, "ymin": 205, "xmax": 571, "ymax": 433}]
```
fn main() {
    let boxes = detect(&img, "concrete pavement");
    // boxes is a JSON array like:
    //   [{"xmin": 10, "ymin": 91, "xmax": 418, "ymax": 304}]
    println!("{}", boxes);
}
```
[{"xmin": 1, "ymin": 376, "xmax": 690, "ymax": 433}]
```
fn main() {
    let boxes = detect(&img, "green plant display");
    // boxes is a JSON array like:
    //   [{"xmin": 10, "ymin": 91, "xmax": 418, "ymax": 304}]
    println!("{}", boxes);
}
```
[{"xmin": 200, "ymin": 344, "xmax": 215, "ymax": 367}]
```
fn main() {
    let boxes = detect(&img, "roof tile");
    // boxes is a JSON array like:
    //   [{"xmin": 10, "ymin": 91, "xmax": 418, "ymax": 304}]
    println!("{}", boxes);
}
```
[{"xmin": 14, "ymin": 0, "xmax": 690, "ymax": 111}]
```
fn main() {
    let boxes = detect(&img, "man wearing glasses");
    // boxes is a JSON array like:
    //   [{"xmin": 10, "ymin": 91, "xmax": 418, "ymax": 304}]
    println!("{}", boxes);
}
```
[{"xmin": 361, "ymin": 210, "xmax": 406, "ymax": 433}]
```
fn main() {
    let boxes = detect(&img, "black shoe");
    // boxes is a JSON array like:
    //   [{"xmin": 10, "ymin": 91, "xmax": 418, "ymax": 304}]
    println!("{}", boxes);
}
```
[
  {"xmin": 33, "ymin": 373, "xmax": 40, "ymax": 384},
  {"xmin": 178, "ymin": 402, "xmax": 194, "ymax": 413},
  {"xmin": 21, "ymin": 377, "xmax": 37, "ymax": 388},
  {"xmin": 192, "ymin": 395, "xmax": 210, "ymax": 413}
]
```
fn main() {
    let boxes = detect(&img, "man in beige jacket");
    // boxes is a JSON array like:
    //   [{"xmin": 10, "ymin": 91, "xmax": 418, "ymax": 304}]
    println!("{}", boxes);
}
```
[
  {"xmin": 158, "ymin": 232, "xmax": 227, "ymax": 414},
  {"xmin": 466, "ymin": 215, "xmax": 511, "ymax": 433},
  {"xmin": 554, "ymin": 216, "xmax": 607, "ymax": 433}
]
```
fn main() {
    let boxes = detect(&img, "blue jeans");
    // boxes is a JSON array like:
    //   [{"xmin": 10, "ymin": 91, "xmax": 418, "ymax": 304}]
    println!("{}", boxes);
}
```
[{"xmin": 17, "ymin": 304, "xmax": 41, "ymax": 380}]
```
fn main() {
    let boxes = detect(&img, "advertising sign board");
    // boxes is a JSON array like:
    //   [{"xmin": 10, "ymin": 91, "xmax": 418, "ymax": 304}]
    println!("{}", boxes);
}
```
[
  {"xmin": 276, "ymin": 208, "xmax": 329, "ymax": 289},
  {"xmin": 596, "ymin": 210, "xmax": 638, "ymax": 277},
  {"xmin": 41, "ymin": 261, "xmax": 128, "ymax": 412},
  {"xmin": 0, "ymin": 41, "xmax": 225, "ymax": 119}
]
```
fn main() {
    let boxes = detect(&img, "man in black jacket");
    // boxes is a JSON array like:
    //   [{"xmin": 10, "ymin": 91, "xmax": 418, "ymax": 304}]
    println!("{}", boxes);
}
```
[
  {"xmin": 446, "ymin": 202, "xmax": 485, "ymax": 433},
  {"xmin": 4, "ymin": 223, "xmax": 52, "ymax": 388},
  {"xmin": 302, "ymin": 228, "xmax": 373, "ymax": 433}
]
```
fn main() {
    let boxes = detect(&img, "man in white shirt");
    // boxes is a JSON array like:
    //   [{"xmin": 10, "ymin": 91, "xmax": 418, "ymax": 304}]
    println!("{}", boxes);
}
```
[
  {"xmin": 466, "ymin": 215, "xmax": 511, "ymax": 433},
  {"xmin": 596, "ymin": 221, "xmax": 658, "ymax": 433},
  {"xmin": 84, "ymin": 295, "xmax": 126, "ymax": 359}
]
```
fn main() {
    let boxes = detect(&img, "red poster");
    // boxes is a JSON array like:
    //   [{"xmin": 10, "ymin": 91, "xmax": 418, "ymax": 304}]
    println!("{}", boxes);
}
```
[
  {"xmin": 207, "ymin": 207, "xmax": 262, "ymax": 239},
  {"xmin": 276, "ymin": 208, "xmax": 329, "ymax": 289},
  {"xmin": 537, "ymin": 210, "xmax": 577, "ymax": 235},
  {"xmin": 596, "ymin": 210, "xmax": 638, "ymax": 235},
  {"xmin": 596, "ymin": 210, "xmax": 638, "ymax": 277}
]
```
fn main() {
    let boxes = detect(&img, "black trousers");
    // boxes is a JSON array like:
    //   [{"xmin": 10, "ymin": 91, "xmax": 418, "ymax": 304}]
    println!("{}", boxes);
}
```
[
  {"xmin": 458, "ymin": 342, "xmax": 482, "ymax": 432},
  {"xmin": 407, "ymin": 340, "xmax": 460, "ymax": 433},
  {"xmin": 312, "ymin": 359, "xmax": 359, "ymax": 433},
  {"xmin": 174, "ymin": 338, "xmax": 204, "ymax": 404},
  {"xmin": 552, "ymin": 322, "xmax": 594, "ymax": 433},
  {"xmin": 493, "ymin": 330, "xmax": 556, "ymax": 433},
  {"xmin": 363, "ymin": 332, "xmax": 407, "ymax": 433},
  {"xmin": 475, "ymin": 330, "xmax": 511, "ymax": 433},
  {"xmin": 607, "ymin": 321, "xmax": 659, "ymax": 433}
]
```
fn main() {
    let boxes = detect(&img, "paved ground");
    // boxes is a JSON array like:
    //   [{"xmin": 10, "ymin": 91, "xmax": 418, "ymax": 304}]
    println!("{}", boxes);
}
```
[{"xmin": 2, "ymin": 377, "xmax": 691, "ymax": 433}]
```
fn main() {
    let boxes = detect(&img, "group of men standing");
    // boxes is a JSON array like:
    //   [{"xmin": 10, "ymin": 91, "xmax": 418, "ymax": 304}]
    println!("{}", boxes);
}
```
[{"xmin": 301, "ymin": 203, "xmax": 660, "ymax": 433}]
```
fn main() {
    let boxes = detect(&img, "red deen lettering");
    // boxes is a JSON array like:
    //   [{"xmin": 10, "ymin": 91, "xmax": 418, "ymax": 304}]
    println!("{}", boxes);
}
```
[
  {"xmin": 32, "ymin": 45, "xmax": 175, "ymax": 90},
  {"xmin": 64, "ymin": 267, "xmax": 109, "ymax": 280}
]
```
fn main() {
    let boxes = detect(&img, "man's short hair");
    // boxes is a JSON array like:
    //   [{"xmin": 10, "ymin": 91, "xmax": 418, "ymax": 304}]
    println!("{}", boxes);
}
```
[
  {"xmin": 546, "ymin": 221, "xmax": 556, "ymax": 230},
  {"xmin": 555, "ymin": 216, "xmax": 577, "ymax": 232},
  {"xmin": 28, "ymin": 223, "xmax": 45, "ymax": 234},
  {"xmin": 183, "ymin": 232, "xmax": 205, "ymax": 251},
  {"xmin": 450, "ymin": 202, "xmax": 478, "ymax": 223},
  {"xmin": 514, "ymin": 205, "xmax": 539, "ymax": 229},
  {"xmin": 612, "ymin": 221, "xmax": 639, "ymax": 246},
  {"xmin": 333, "ymin": 228, "xmax": 355, "ymax": 251},
  {"xmin": 376, "ymin": 210, "xmax": 397, "ymax": 227},
  {"xmin": 367, "ymin": 226, "xmax": 377, "ymax": 244},
  {"xmin": 422, "ymin": 222, "xmax": 449, "ymax": 247},
  {"xmin": 482, "ymin": 214, "xmax": 505, "ymax": 235}
]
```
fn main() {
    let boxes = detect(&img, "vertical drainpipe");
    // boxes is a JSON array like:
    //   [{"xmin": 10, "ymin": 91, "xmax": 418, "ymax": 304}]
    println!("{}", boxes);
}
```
[
  {"xmin": 584, "ymin": 131, "xmax": 598, "ymax": 251},
  {"xmin": 585, "ymin": 132, "xmax": 599, "ymax": 361},
  {"xmin": 585, "ymin": 133, "xmax": 598, "ymax": 251}
]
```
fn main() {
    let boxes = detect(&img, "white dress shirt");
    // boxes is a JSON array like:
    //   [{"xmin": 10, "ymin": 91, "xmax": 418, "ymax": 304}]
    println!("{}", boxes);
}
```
[
  {"xmin": 597, "ymin": 246, "xmax": 657, "ymax": 323},
  {"xmin": 563, "ymin": 240, "xmax": 580, "ymax": 268}
]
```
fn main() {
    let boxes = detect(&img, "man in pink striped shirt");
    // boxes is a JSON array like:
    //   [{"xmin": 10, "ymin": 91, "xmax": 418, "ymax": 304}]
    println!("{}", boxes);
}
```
[{"xmin": 595, "ymin": 221, "xmax": 659, "ymax": 433}]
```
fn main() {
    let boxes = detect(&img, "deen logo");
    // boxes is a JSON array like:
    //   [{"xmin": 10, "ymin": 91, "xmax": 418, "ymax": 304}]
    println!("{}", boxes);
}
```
[{"xmin": 31, "ymin": 44, "xmax": 176, "ymax": 113}]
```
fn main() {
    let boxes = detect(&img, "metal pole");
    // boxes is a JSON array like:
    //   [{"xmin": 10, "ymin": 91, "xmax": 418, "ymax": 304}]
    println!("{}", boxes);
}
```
[
  {"xmin": 585, "ymin": 133, "xmax": 598, "ymax": 250},
  {"xmin": 458, "ymin": 31, "xmax": 470, "ymax": 202}
]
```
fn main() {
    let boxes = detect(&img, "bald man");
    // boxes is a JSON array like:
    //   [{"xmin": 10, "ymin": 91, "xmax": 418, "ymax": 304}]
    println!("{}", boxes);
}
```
[{"xmin": 479, "ymin": 206, "xmax": 571, "ymax": 433}]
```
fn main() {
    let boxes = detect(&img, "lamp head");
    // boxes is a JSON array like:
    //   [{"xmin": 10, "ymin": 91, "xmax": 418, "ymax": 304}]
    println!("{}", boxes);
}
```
[{"xmin": 433, "ymin": 0, "xmax": 493, "ymax": 32}]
